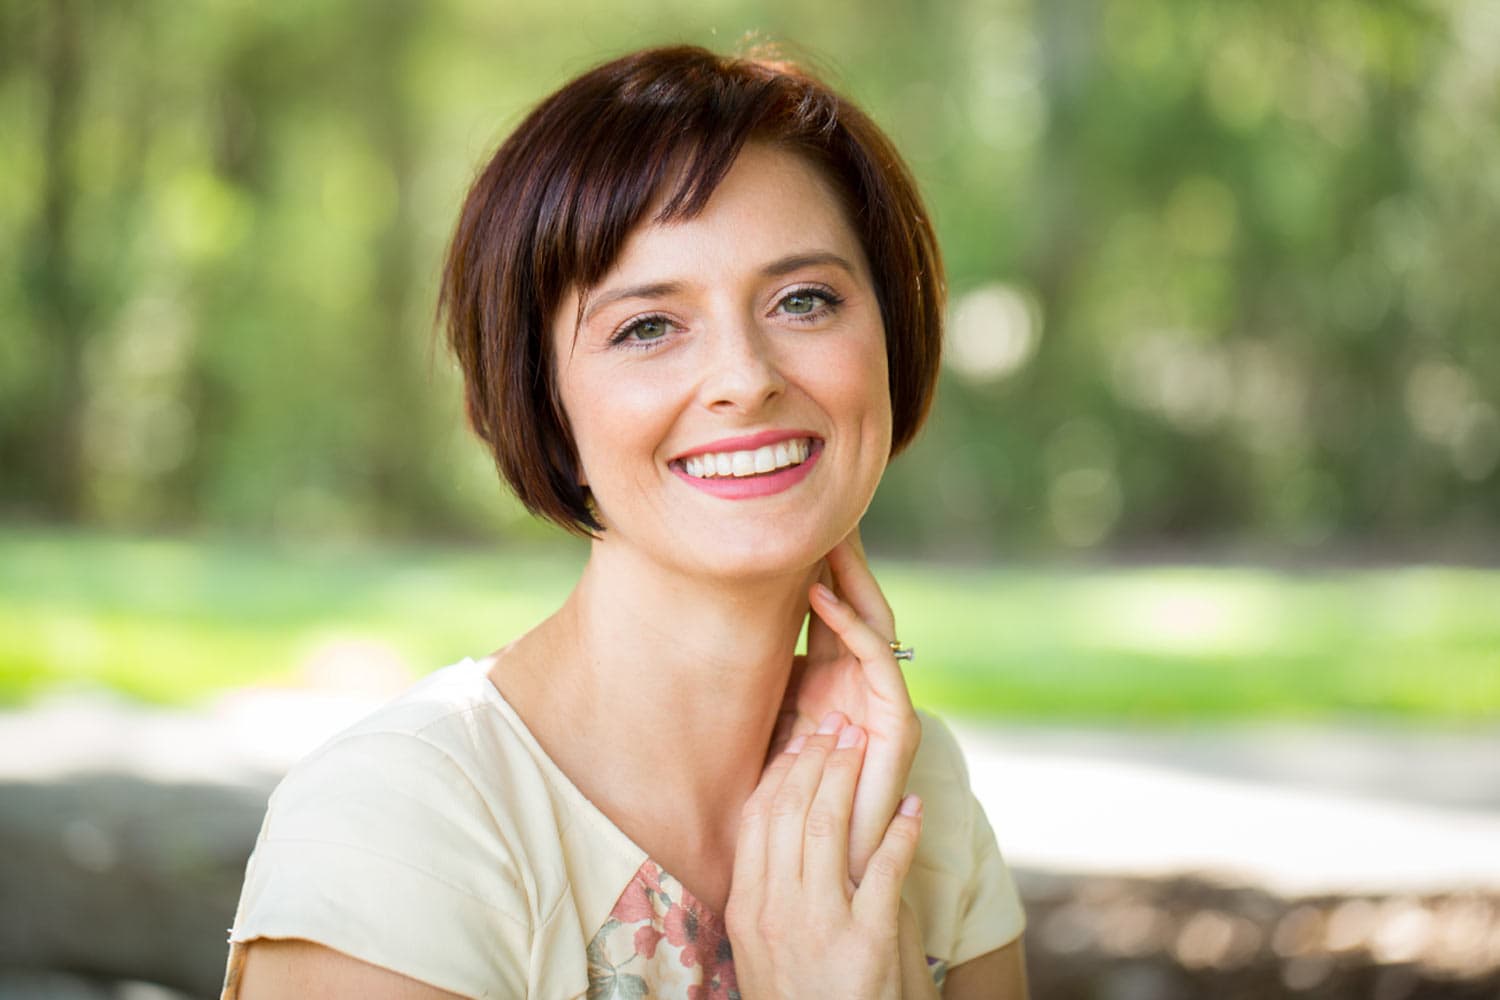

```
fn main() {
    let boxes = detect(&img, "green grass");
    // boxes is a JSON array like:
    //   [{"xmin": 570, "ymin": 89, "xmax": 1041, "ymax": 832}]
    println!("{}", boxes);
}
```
[{"xmin": 2, "ymin": 527, "xmax": 1497, "ymax": 722}]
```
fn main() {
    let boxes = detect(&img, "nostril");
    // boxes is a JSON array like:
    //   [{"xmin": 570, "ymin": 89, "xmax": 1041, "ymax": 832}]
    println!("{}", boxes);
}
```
[{"xmin": 702, "ymin": 344, "xmax": 787, "ymax": 410}]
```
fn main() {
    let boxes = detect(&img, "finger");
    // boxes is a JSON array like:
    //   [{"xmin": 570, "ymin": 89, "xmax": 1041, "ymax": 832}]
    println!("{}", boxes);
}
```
[
  {"xmin": 764, "ymin": 718, "xmax": 845, "ymax": 895},
  {"xmin": 771, "ymin": 691, "xmax": 819, "ymax": 754},
  {"xmin": 804, "ymin": 560, "xmax": 841, "ymax": 663},
  {"xmin": 802, "ymin": 723, "xmax": 866, "ymax": 896},
  {"xmin": 825, "ymin": 536, "xmax": 895, "ymax": 639},
  {"xmin": 851, "ymin": 795, "xmax": 923, "ymax": 927},
  {"xmin": 809, "ymin": 582, "xmax": 914, "ymax": 712},
  {"xmin": 732, "ymin": 733, "xmax": 805, "ymax": 895},
  {"xmin": 897, "ymin": 901, "xmax": 934, "ymax": 1000}
]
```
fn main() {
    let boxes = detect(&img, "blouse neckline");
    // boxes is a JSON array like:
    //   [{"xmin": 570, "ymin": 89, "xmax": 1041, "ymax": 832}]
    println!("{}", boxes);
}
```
[{"xmin": 458, "ymin": 656, "xmax": 728, "ymax": 925}]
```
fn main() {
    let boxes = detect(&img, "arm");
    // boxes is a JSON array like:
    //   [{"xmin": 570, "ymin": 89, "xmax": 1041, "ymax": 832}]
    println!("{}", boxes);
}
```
[
  {"xmin": 943, "ymin": 937, "xmax": 1029, "ymax": 1000},
  {"xmin": 236, "ymin": 940, "xmax": 468, "ymax": 1000}
]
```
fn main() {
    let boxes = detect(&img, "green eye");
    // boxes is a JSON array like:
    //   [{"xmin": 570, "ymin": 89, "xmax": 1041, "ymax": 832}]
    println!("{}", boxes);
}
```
[
  {"xmin": 629, "ymin": 317, "xmax": 669, "ymax": 340},
  {"xmin": 783, "ymin": 292, "xmax": 820, "ymax": 315},
  {"xmin": 608, "ymin": 315, "xmax": 674, "ymax": 348}
]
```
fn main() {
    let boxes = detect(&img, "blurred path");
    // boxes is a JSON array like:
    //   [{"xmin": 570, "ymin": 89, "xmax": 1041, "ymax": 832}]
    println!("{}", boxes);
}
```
[
  {"xmin": 2, "ymin": 691, "xmax": 1498, "ymax": 896},
  {"xmin": 951, "ymin": 719, "xmax": 1500, "ymax": 896}
]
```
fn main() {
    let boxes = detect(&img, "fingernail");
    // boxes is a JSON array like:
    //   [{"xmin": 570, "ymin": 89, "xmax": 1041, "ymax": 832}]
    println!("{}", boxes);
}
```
[
  {"xmin": 786, "ymin": 734, "xmax": 807, "ymax": 754},
  {"xmin": 817, "ymin": 711, "xmax": 844, "ymax": 734},
  {"xmin": 836, "ymin": 725, "xmax": 863, "ymax": 749},
  {"xmin": 813, "ymin": 583, "xmax": 837, "ymax": 603},
  {"xmin": 899, "ymin": 794, "xmax": 922, "ymax": 818}
]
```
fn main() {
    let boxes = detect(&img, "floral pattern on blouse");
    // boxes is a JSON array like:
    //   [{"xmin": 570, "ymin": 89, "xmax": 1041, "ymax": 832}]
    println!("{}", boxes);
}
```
[
  {"xmin": 587, "ymin": 860, "xmax": 738, "ymax": 999},
  {"xmin": 585, "ymin": 859, "xmax": 949, "ymax": 999}
]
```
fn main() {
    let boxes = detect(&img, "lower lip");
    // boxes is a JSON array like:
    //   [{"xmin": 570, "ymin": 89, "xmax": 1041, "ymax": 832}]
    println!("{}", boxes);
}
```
[{"xmin": 671, "ymin": 442, "xmax": 823, "ymax": 499}]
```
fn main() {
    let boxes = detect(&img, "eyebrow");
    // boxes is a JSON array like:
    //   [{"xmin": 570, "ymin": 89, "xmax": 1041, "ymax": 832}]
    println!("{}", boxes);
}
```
[
  {"xmin": 580, "ymin": 251, "xmax": 858, "ymax": 325},
  {"xmin": 761, "ymin": 251, "xmax": 858, "ymax": 279},
  {"xmin": 582, "ymin": 281, "xmax": 684, "ymax": 325}
]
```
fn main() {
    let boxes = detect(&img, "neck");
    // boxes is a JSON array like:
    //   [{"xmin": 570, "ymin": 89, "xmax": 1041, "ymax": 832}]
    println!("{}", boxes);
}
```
[{"xmin": 527, "ymin": 540, "xmax": 817, "ymax": 820}]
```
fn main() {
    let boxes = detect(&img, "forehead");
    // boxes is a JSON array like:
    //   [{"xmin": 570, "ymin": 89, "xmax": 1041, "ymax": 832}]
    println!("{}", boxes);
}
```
[{"xmin": 597, "ymin": 144, "xmax": 868, "ymax": 285}]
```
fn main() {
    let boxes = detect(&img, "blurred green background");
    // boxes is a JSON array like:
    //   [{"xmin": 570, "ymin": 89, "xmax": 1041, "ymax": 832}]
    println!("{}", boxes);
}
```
[{"xmin": 2, "ymin": 0, "xmax": 1497, "ymax": 720}]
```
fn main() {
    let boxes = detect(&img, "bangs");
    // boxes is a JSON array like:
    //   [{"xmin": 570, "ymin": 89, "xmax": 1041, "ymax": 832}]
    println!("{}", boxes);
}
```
[{"xmin": 532, "ymin": 62, "xmax": 843, "ymax": 300}]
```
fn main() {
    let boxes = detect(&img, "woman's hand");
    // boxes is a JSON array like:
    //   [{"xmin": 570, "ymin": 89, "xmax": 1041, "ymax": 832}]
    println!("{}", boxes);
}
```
[
  {"xmin": 777, "ymin": 531, "xmax": 921, "ymax": 883},
  {"xmin": 727, "ymin": 714, "xmax": 928, "ymax": 1000}
]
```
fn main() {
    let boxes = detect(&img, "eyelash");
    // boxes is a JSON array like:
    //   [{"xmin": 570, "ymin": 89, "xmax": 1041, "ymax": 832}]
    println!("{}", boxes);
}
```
[
  {"xmin": 779, "ymin": 285, "xmax": 845, "ymax": 322},
  {"xmin": 606, "ymin": 285, "xmax": 845, "ymax": 349},
  {"xmin": 608, "ymin": 314, "xmax": 676, "ymax": 348}
]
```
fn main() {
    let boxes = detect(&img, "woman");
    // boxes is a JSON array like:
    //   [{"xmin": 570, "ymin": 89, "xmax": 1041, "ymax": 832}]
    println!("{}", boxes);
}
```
[{"xmin": 223, "ymin": 45, "xmax": 1027, "ymax": 999}]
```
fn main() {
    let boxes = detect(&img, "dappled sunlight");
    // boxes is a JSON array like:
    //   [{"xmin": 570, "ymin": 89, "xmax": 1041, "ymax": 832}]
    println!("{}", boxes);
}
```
[
  {"xmin": 6, "ymin": 531, "xmax": 1498, "ymax": 722},
  {"xmin": 1074, "ymin": 573, "xmax": 1280, "ymax": 658},
  {"xmin": 946, "ymin": 283, "xmax": 1041, "ymax": 383}
]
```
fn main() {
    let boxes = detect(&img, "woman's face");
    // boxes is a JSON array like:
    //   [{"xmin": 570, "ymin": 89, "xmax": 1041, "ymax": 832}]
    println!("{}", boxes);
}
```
[{"xmin": 552, "ymin": 143, "xmax": 892, "ymax": 580}]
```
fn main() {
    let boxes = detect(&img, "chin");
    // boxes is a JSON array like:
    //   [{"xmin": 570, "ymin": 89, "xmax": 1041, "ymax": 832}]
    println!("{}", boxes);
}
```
[{"xmin": 667, "ymin": 521, "xmax": 843, "ymax": 585}]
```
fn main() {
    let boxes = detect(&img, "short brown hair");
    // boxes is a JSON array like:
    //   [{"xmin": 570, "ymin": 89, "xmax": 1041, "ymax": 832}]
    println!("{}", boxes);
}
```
[{"xmin": 439, "ymin": 45, "xmax": 944, "ymax": 534}]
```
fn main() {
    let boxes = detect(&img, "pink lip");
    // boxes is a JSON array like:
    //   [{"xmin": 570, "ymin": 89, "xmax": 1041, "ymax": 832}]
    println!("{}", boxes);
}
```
[
  {"xmin": 670, "ymin": 428, "xmax": 821, "ymax": 462},
  {"xmin": 670, "ymin": 439, "xmax": 823, "ymax": 500}
]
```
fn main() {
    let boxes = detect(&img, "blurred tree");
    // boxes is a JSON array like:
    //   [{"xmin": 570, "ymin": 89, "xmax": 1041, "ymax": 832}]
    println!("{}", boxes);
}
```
[
  {"xmin": 7, "ymin": 1, "xmax": 88, "ymax": 518},
  {"xmin": 0, "ymin": 0, "xmax": 1495, "ymax": 554}
]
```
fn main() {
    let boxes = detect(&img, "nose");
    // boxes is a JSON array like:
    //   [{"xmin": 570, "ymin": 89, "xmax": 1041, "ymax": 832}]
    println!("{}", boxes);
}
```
[{"xmin": 699, "ymin": 315, "xmax": 787, "ymax": 414}]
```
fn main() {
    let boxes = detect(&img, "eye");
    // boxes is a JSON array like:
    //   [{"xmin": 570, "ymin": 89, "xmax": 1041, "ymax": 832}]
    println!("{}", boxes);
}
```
[
  {"xmin": 783, "ymin": 291, "xmax": 822, "ymax": 315},
  {"xmin": 775, "ymin": 286, "xmax": 843, "ymax": 320},
  {"xmin": 610, "ymin": 314, "xmax": 674, "ymax": 347}
]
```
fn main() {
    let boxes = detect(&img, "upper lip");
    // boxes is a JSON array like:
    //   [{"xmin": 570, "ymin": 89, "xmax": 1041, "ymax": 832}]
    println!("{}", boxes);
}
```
[{"xmin": 670, "ymin": 429, "xmax": 821, "ymax": 462}]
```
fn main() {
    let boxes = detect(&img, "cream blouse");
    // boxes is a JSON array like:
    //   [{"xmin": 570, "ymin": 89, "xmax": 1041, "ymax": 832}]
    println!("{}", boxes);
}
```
[{"xmin": 222, "ymin": 658, "xmax": 1025, "ymax": 998}]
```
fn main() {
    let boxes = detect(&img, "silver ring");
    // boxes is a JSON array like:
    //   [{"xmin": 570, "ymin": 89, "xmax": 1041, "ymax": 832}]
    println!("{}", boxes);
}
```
[{"xmin": 889, "ymin": 640, "xmax": 915, "ymax": 662}]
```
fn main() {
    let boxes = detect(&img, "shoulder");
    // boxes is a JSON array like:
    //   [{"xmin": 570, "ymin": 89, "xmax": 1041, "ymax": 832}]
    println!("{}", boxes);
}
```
[
  {"xmin": 227, "ymin": 661, "xmax": 562, "ymax": 997},
  {"xmin": 262, "ymin": 660, "xmax": 538, "ymax": 856}
]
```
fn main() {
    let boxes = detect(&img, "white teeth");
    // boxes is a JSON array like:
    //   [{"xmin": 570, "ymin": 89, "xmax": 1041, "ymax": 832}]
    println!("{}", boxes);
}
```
[{"xmin": 680, "ymin": 438, "xmax": 816, "ymax": 479}]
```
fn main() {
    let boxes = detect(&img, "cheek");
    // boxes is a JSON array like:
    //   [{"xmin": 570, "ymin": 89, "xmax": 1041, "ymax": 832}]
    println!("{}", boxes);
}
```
[
  {"xmin": 560, "ymin": 366, "xmax": 680, "ymax": 486},
  {"xmin": 821, "ymin": 337, "xmax": 892, "ymax": 436}
]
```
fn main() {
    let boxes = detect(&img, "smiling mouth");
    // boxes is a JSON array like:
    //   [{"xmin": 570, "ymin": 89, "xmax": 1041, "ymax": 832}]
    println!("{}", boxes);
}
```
[{"xmin": 675, "ymin": 438, "xmax": 818, "ymax": 479}]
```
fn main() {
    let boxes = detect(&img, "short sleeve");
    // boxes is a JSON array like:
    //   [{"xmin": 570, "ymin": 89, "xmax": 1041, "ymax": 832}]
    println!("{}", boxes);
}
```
[
  {"xmin": 950, "ymin": 759, "xmax": 1027, "ymax": 965},
  {"xmin": 225, "ymin": 731, "xmax": 534, "ymax": 998},
  {"xmin": 906, "ymin": 713, "xmax": 1026, "ymax": 968}
]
